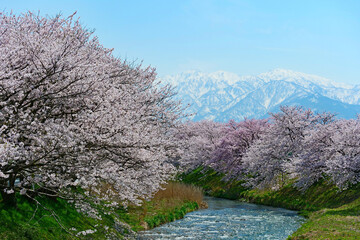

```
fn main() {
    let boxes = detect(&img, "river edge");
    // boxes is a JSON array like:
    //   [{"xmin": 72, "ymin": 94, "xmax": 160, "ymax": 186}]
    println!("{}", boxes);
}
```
[
  {"xmin": 1, "ymin": 174, "xmax": 358, "ymax": 239},
  {"xmin": 134, "ymin": 200, "xmax": 203, "ymax": 231},
  {"xmin": 0, "ymin": 194, "xmax": 203, "ymax": 239},
  {"xmin": 180, "ymin": 167, "xmax": 360, "ymax": 239},
  {"xmin": 123, "ymin": 199, "xmax": 206, "ymax": 240},
  {"xmin": 138, "ymin": 196, "xmax": 305, "ymax": 240}
]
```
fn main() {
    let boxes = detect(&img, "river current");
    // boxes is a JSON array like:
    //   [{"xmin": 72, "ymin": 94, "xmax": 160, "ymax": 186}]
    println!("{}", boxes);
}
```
[{"xmin": 138, "ymin": 196, "xmax": 305, "ymax": 240}]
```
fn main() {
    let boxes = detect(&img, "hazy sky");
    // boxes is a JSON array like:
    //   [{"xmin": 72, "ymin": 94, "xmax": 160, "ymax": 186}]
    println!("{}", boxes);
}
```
[{"xmin": 2, "ymin": 0, "xmax": 360, "ymax": 84}]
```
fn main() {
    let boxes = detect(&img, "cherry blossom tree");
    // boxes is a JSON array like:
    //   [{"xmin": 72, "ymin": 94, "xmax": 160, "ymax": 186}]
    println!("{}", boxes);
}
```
[
  {"xmin": 207, "ymin": 119, "xmax": 268, "ymax": 178},
  {"xmin": 294, "ymin": 117, "xmax": 360, "ymax": 190},
  {"xmin": 176, "ymin": 105, "xmax": 357, "ymax": 192},
  {"xmin": 0, "ymin": 11, "xmax": 182, "ymax": 212},
  {"xmin": 176, "ymin": 120, "xmax": 224, "ymax": 170},
  {"xmin": 292, "ymin": 122, "xmax": 336, "ymax": 190},
  {"xmin": 243, "ymin": 106, "xmax": 334, "ymax": 189},
  {"xmin": 328, "ymin": 117, "xmax": 360, "ymax": 189}
]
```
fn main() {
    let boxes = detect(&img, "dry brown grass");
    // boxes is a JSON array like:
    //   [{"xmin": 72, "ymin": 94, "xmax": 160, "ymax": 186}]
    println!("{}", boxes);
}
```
[
  {"xmin": 153, "ymin": 182, "xmax": 205, "ymax": 206},
  {"xmin": 90, "ymin": 181, "xmax": 208, "ymax": 209}
]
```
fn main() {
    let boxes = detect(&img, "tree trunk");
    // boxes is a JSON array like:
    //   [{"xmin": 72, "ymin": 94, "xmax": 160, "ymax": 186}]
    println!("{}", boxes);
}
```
[
  {"xmin": 1, "ymin": 174, "xmax": 17, "ymax": 207},
  {"xmin": 1, "ymin": 190, "xmax": 17, "ymax": 207}
]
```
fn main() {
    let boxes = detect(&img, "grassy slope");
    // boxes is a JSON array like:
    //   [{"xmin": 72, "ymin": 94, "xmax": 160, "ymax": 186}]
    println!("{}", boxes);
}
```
[
  {"xmin": 0, "ymin": 195, "xmax": 123, "ymax": 240},
  {"xmin": 0, "ymin": 192, "xmax": 199, "ymax": 239},
  {"xmin": 290, "ymin": 197, "xmax": 360, "ymax": 240},
  {"xmin": 180, "ymin": 167, "xmax": 247, "ymax": 200},
  {"xmin": 118, "ymin": 199, "xmax": 198, "ymax": 231},
  {"xmin": 180, "ymin": 167, "xmax": 360, "ymax": 239}
]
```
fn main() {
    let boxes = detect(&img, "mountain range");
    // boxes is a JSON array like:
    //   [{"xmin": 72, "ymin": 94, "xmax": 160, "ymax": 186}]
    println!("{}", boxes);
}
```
[{"xmin": 160, "ymin": 69, "xmax": 360, "ymax": 121}]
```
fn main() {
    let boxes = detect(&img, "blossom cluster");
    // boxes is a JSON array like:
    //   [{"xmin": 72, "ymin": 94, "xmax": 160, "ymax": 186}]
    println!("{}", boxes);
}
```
[
  {"xmin": 178, "ymin": 106, "xmax": 360, "ymax": 190},
  {"xmin": 0, "ymin": 12, "xmax": 182, "ymax": 212}
]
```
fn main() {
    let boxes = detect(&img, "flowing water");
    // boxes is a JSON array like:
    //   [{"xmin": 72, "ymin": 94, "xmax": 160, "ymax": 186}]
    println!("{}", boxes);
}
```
[{"xmin": 138, "ymin": 196, "xmax": 305, "ymax": 240}]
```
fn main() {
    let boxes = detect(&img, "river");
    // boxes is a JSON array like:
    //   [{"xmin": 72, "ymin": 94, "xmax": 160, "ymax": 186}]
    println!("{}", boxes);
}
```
[{"xmin": 138, "ymin": 196, "xmax": 305, "ymax": 240}]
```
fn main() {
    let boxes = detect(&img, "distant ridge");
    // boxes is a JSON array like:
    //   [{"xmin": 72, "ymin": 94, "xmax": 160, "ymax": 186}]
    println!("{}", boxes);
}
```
[{"xmin": 161, "ymin": 69, "xmax": 360, "ymax": 121}]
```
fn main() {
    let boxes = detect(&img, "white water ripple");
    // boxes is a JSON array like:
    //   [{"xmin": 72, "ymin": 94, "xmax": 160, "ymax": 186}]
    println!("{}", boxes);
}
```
[{"xmin": 138, "ymin": 197, "xmax": 305, "ymax": 240}]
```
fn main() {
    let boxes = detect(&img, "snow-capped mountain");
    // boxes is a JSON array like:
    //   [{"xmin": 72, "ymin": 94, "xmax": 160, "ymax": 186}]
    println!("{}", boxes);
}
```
[{"xmin": 160, "ymin": 69, "xmax": 360, "ymax": 121}]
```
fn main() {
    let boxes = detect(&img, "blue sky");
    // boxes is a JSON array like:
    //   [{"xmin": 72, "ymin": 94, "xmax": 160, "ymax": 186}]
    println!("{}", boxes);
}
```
[{"xmin": 2, "ymin": 0, "xmax": 360, "ymax": 84}]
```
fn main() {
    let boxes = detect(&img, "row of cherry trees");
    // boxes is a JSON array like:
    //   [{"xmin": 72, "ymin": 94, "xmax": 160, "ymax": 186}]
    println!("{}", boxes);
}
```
[
  {"xmin": 1, "ymin": 12, "xmax": 358, "ymax": 227},
  {"xmin": 178, "ymin": 106, "xmax": 360, "ymax": 191},
  {"xmin": 0, "ymin": 12, "xmax": 183, "ymax": 215}
]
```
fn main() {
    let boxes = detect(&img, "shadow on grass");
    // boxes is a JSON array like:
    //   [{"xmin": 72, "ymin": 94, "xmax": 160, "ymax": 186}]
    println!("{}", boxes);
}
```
[{"xmin": 325, "ymin": 205, "xmax": 360, "ymax": 217}]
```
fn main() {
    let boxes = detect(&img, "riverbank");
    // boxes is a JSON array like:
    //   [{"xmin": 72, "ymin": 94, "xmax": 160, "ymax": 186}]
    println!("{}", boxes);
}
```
[
  {"xmin": 139, "ymin": 196, "xmax": 304, "ymax": 239},
  {"xmin": 0, "ymin": 182, "xmax": 204, "ymax": 239},
  {"xmin": 118, "ymin": 182, "xmax": 205, "ymax": 232},
  {"xmin": 180, "ymin": 167, "xmax": 360, "ymax": 239}
]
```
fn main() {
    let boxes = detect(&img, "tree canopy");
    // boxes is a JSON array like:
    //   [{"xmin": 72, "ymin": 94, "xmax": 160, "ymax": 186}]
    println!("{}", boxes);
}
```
[{"xmin": 0, "ymin": 12, "xmax": 182, "ymax": 213}]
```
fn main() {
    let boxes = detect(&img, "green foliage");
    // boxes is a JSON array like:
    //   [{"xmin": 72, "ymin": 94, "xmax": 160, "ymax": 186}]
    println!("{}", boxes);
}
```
[
  {"xmin": 0, "ymin": 194, "xmax": 123, "ymax": 240},
  {"xmin": 240, "ymin": 180, "xmax": 360, "ymax": 212},
  {"xmin": 179, "ymin": 167, "xmax": 247, "ymax": 199},
  {"xmin": 116, "ymin": 199, "xmax": 198, "ymax": 231},
  {"xmin": 0, "ymin": 192, "xmax": 199, "ymax": 239},
  {"xmin": 289, "ymin": 198, "xmax": 360, "ymax": 240},
  {"xmin": 144, "ymin": 201, "xmax": 198, "ymax": 229}
]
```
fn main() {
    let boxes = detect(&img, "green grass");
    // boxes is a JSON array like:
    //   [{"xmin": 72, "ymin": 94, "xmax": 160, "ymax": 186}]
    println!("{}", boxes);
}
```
[
  {"xmin": 179, "ymin": 167, "xmax": 247, "ymax": 199},
  {"xmin": 0, "ymin": 193, "xmax": 199, "ymax": 239},
  {"xmin": 0, "ymin": 195, "xmax": 124, "ymax": 240},
  {"xmin": 143, "ymin": 200, "xmax": 198, "ymax": 229},
  {"xmin": 181, "ymin": 167, "xmax": 360, "ymax": 239},
  {"xmin": 116, "ymin": 199, "xmax": 199, "ymax": 231},
  {"xmin": 115, "ymin": 181, "xmax": 203, "ymax": 231},
  {"xmin": 289, "ymin": 198, "xmax": 360, "ymax": 239},
  {"xmin": 241, "ymin": 180, "xmax": 360, "ymax": 212}
]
